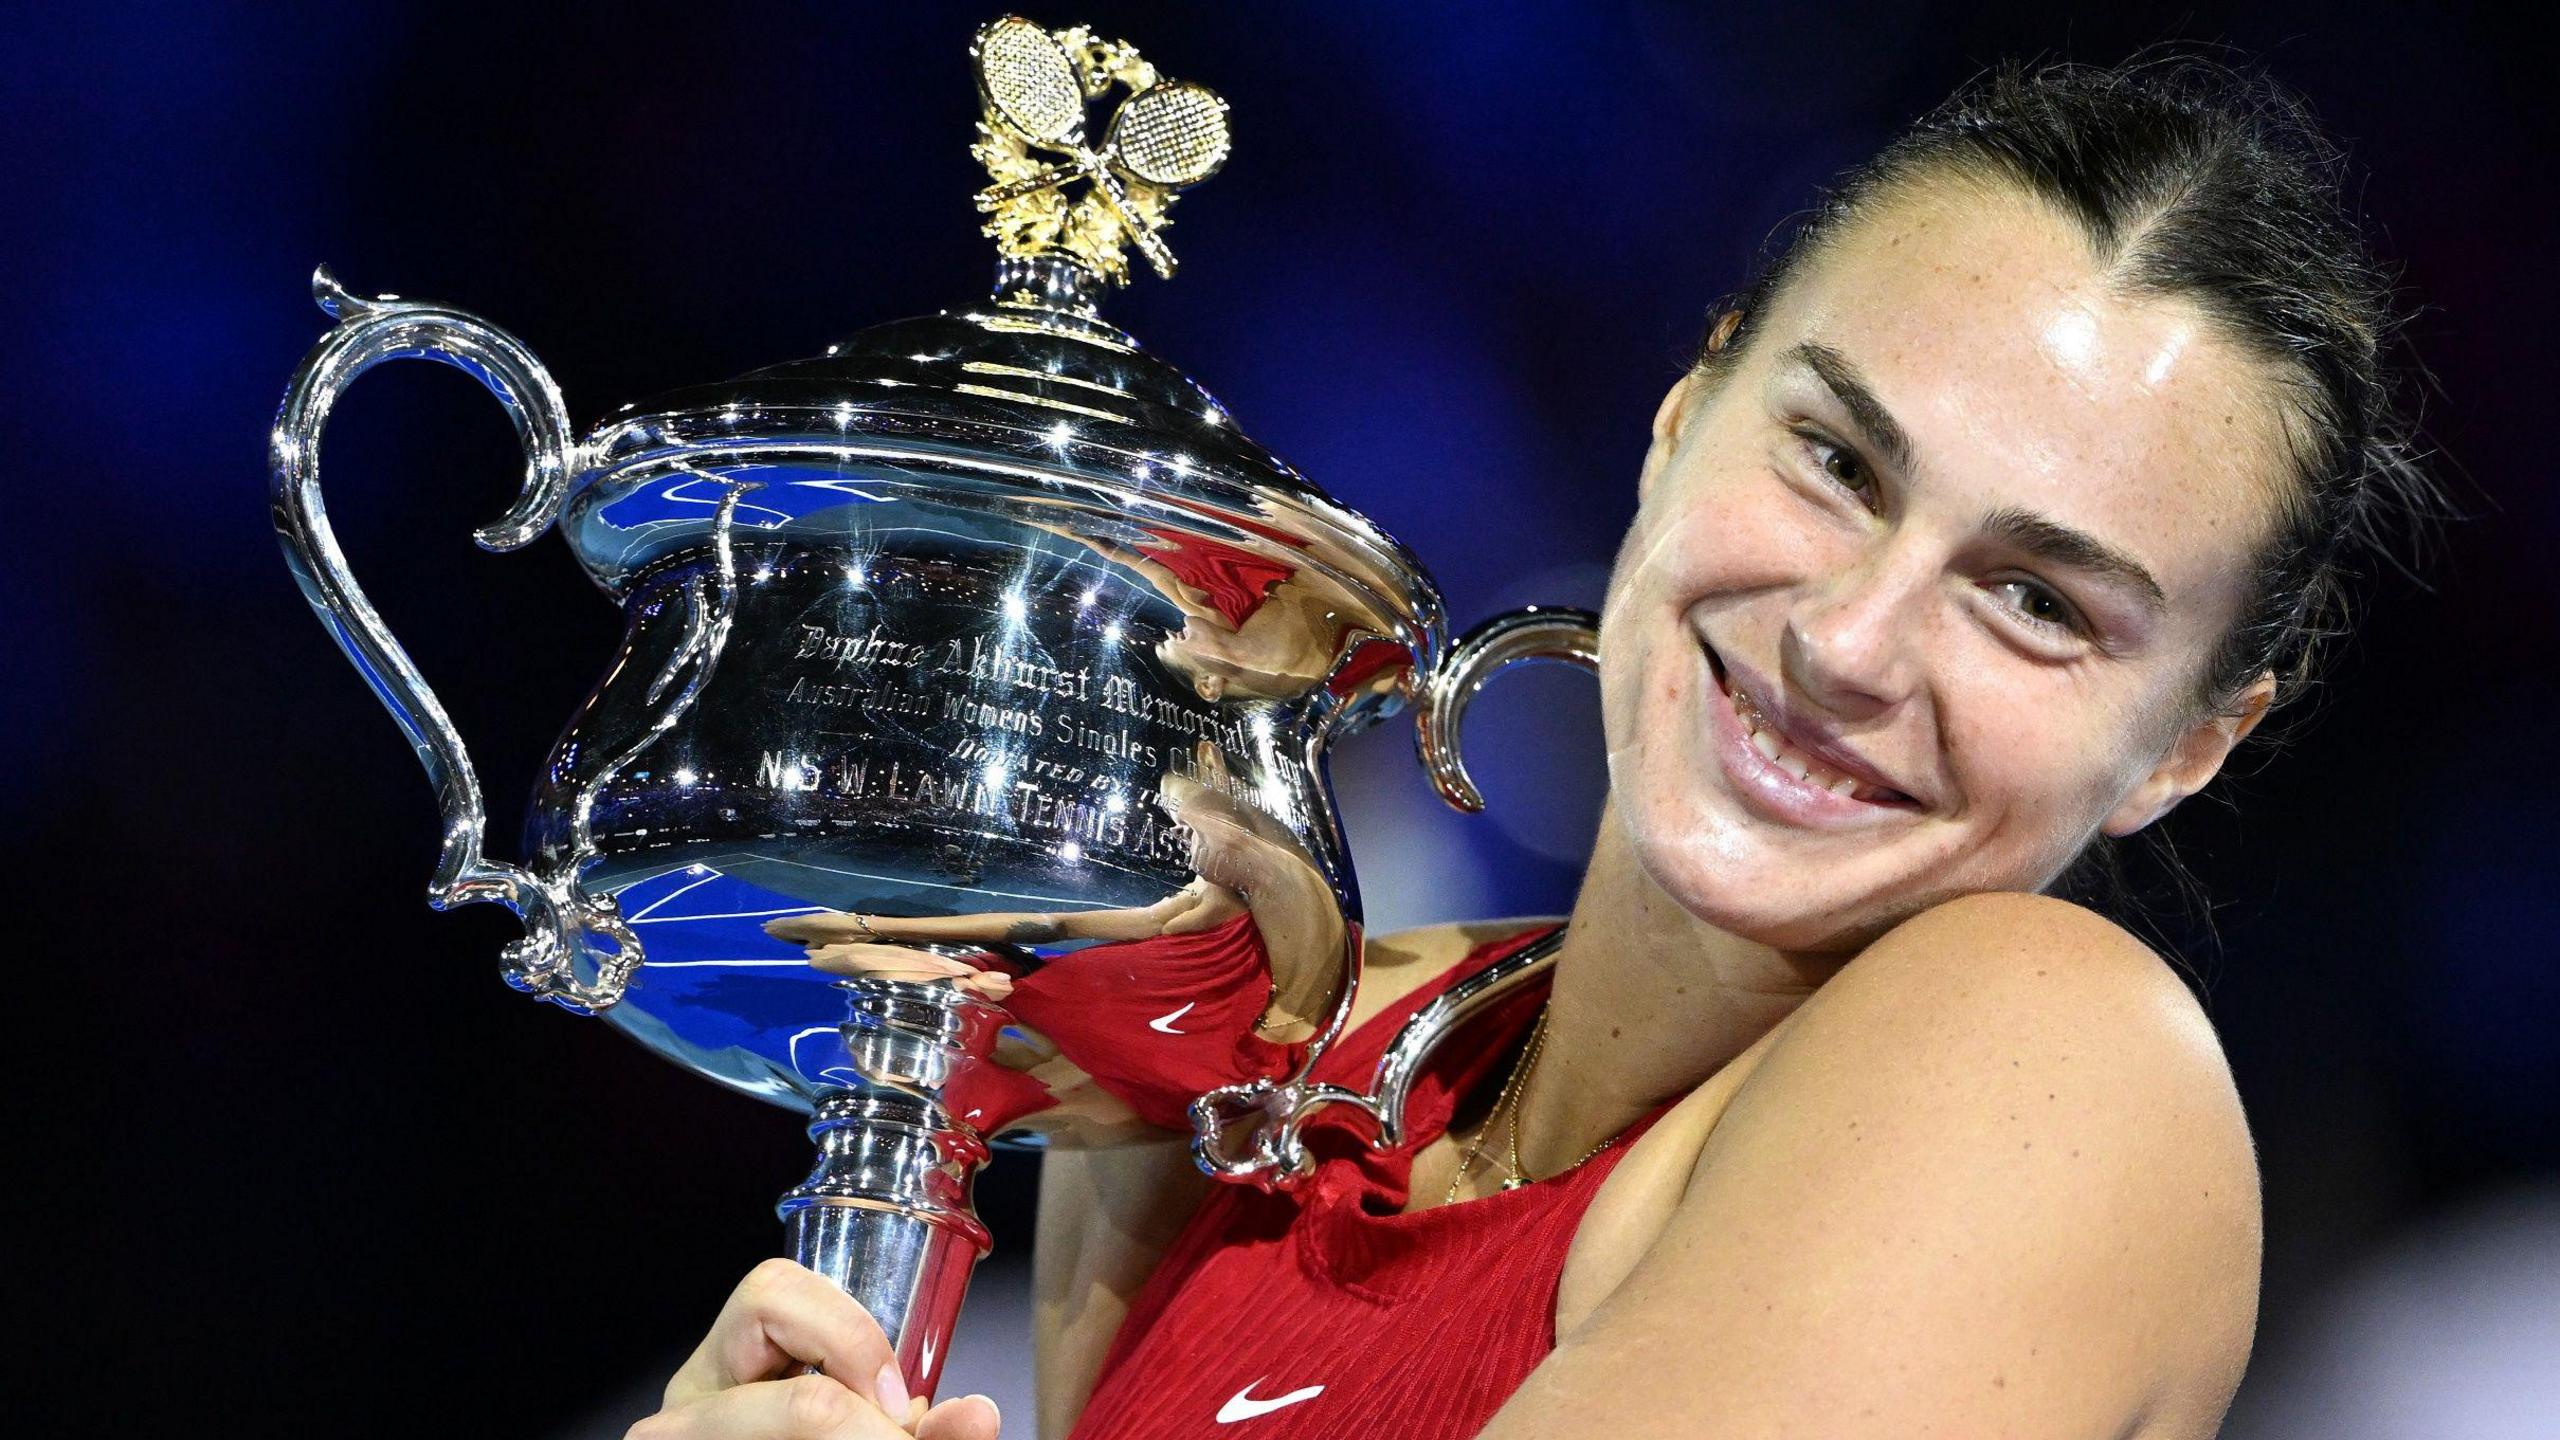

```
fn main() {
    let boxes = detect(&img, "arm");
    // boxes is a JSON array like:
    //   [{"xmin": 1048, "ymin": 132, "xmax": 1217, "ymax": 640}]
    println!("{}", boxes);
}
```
[
  {"xmin": 1032, "ymin": 1139, "xmax": 1215, "ymax": 1440},
  {"xmin": 1051, "ymin": 887, "xmax": 1219, "ymax": 943},
  {"xmin": 766, "ymin": 891, "xmax": 1200, "ymax": 949},
  {"xmin": 783, "ymin": 892, "xmax": 1218, "ymax": 997},
  {"xmin": 1020, "ymin": 519, "xmax": 1233, "ymax": 631},
  {"xmin": 1480, "ymin": 892, "xmax": 2263, "ymax": 1440},
  {"xmin": 1024, "ymin": 922, "xmax": 1523, "ymax": 1439}
]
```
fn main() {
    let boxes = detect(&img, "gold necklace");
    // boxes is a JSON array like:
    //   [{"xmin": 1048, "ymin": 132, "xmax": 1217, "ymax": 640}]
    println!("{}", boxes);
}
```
[
  {"xmin": 1444, "ymin": 1005, "xmax": 1616, "ymax": 1203},
  {"xmin": 1445, "ymin": 1016, "xmax": 1535, "ymax": 1203}
]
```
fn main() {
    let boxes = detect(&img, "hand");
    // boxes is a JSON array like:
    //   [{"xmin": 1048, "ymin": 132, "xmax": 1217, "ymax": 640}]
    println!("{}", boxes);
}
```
[{"xmin": 628, "ymin": 1259, "xmax": 1001, "ymax": 1440}]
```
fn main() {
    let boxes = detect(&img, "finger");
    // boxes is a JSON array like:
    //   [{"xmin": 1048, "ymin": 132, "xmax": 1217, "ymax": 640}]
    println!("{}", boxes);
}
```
[
  {"xmin": 956, "ymin": 972, "xmax": 1015, "ymax": 1003},
  {"xmin": 917, "ymin": 1393, "xmax": 1003, "ymax": 1440},
  {"xmin": 664, "ymin": 1260, "xmax": 900, "ymax": 1410},
  {"xmin": 641, "ymin": 1372, "xmax": 913, "ymax": 1440}
]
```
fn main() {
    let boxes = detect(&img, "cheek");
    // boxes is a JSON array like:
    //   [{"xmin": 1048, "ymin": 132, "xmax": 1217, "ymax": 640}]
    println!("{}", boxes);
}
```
[
  {"xmin": 1649, "ymin": 454, "xmax": 1852, "ymax": 613},
  {"xmin": 1597, "ymin": 514, "xmax": 1684, "ymax": 713},
  {"xmin": 1939, "ymin": 675, "xmax": 2147, "ymax": 840},
  {"xmin": 1596, "ymin": 596, "xmax": 1676, "ymax": 760}
]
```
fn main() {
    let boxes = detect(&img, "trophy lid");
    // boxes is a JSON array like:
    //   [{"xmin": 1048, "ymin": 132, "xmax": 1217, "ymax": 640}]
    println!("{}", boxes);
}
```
[{"xmin": 563, "ymin": 16, "xmax": 1440, "ymax": 674}]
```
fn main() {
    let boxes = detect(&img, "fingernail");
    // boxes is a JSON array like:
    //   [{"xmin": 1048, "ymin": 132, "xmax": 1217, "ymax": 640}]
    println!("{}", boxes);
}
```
[
  {"xmin": 971, "ymin": 1393, "xmax": 1002, "ymax": 1429},
  {"xmin": 874, "ymin": 1359, "xmax": 911, "ymax": 1420}
]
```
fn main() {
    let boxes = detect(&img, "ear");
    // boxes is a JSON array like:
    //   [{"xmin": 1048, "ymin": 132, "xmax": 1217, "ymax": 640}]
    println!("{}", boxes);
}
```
[
  {"xmin": 2101, "ymin": 671, "xmax": 2277, "ymax": 837},
  {"xmin": 1638, "ymin": 372, "xmax": 1701, "ymax": 505}
]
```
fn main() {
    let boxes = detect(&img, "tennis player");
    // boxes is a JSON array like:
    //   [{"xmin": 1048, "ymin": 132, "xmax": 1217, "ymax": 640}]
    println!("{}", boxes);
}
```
[{"xmin": 630, "ymin": 53, "xmax": 2437, "ymax": 1440}]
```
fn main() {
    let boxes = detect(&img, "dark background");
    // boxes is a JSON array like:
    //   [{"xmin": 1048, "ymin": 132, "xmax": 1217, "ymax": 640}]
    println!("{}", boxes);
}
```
[{"xmin": 10, "ymin": 2, "xmax": 2553, "ymax": 1435}]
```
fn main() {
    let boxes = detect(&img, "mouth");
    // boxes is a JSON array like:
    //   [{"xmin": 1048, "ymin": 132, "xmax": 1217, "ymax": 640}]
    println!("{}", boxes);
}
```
[{"xmin": 1702, "ymin": 640, "xmax": 1921, "ymax": 815}]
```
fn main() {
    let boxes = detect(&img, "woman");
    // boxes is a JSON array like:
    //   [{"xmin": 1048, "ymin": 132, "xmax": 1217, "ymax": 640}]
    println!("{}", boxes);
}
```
[{"xmin": 629, "ymin": 54, "xmax": 2433, "ymax": 1440}]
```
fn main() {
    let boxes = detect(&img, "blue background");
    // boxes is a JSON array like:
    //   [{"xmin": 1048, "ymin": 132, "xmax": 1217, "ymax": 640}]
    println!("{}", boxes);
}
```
[{"xmin": 8, "ymin": 2, "xmax": 2552, "ymax": 1433}]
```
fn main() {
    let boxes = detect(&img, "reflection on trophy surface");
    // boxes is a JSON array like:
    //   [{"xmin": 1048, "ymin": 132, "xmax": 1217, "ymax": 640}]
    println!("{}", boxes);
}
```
[
  {"xmin": 767, "ymin": 739, "xmax": 1342, "ymax": 1140},
  {"xmin": 270, "ymin": 13, "xmax": 1592, "ymax": 1403}
]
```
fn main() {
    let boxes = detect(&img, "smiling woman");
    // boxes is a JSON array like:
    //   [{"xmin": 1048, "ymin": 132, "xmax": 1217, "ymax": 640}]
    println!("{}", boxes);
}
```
[
  {"xmin": 1666, "ymin": 57, "xmax": 2440, "ymax": 942},
  {"xmin": 1604, "ymin": 171, "xmax": 2306, "ymax": 955},
  {"xmin": 629, "ymin": 52, "xmax": 2439, "ymax": 1440}
]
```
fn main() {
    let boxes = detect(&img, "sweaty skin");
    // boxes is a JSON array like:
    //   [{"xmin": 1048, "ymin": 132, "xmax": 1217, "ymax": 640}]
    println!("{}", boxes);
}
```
[
  {"xmin": 1046, "ymin": 180, "xmax": 2279, "ymax": 1440},
  {"xmin": 646, "ymin": 178, "xmax": 2285, "ymax": 1440}
]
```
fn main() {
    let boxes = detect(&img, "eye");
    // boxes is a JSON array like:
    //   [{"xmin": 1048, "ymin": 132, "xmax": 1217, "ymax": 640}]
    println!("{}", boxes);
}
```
[
  {"xmin": 1791, "ymin": 427, "xmax": 1878, "ymax": 510},
  {"xmin": 1988, "ymin": 578, "xmax": 2087, "ymax": 637}
]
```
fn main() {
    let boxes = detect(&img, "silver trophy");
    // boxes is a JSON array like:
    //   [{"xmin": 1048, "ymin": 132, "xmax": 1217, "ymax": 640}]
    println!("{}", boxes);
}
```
[{"xmin": 270, "ymin": 15, "xmax": 1593, "ymax": 1403}]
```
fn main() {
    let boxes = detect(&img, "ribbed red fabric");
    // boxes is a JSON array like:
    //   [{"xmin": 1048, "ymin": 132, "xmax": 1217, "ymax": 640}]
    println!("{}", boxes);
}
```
[
  {"xmin": 1066, "ymin": 924, "xmax": 1674, "ymax": 1439},
  {"xmin": 1132, "ymin": 526, "xmax": 1296, "ymax": 627},
  {"xmin": 1001, "ymin": 912, "xmax": 1292, "ymax": 1131}
]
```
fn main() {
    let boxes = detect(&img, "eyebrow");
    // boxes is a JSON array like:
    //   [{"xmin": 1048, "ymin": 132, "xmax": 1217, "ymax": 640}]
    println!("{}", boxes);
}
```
[
  {"xmin": 1790, "ymin": 342, "xmax": 1918, "ymax": 476},
  {"xmin": 1980, "ymin": 506, "xmax": 2168, "ymax": 615},
  {"xmin": 1786, "ymin": 341, "xmax": 2169, "ymax": 617}
]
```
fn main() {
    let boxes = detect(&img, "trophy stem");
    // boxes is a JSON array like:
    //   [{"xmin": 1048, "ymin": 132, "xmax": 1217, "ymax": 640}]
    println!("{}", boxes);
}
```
[{"xmin": 778, "ymin": 982, "xmax": 1003, "ymax": 1403}]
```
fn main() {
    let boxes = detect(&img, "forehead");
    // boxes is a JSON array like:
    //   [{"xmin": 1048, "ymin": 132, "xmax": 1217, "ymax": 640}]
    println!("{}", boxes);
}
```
[{"xmin": 1766, "ymin": 181, "xmax": 2285, "ymax": 627}]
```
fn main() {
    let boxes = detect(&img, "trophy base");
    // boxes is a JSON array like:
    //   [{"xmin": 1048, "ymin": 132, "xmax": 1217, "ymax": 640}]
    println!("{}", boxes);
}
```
[
  {"xmin": 776, "ymin": 983, "xmax": 1004, "ymax": 1402},
  {"xmin": 783, "ymin": 1192, "xmax": 986, "ymax": 1401}
]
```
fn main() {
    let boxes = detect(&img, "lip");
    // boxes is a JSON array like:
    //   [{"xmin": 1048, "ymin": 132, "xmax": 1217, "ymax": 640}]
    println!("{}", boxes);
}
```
[{"xmin": 1698, "ymin": 636, "xmax": 1922, "ymax": 827}]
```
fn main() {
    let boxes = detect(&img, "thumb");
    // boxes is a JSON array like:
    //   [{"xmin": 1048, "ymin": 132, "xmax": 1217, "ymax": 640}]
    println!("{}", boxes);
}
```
[{"xmin": 917, "ymin": 1392, "xmax": 1002, "ymax": 1440}]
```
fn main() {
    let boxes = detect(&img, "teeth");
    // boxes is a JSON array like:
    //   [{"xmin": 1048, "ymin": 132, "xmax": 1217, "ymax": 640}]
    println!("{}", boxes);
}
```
[
  {"xmin": 1730, "ymin": 680, "xmax": 1883, "ymax": 802},
  {"xmin": 1749, "ymin": 723, "xmax": 1834, "ymax": 788}
]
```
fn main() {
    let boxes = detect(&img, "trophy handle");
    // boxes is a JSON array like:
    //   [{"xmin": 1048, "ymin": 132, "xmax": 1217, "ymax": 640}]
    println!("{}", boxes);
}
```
[
  {"xmin": 1414, "ymin": 605, "xmax": 1602, "ymax": 812},
  {"xmin": 1187, "ymin": 607, "xmax": 1602, "ymax": 1187},
  {"xmin": 1361, "ymin": 923, "xmax": 1564, "ymax": 1148},
  {"xmin": 1185, "ymin": 916, "xmax": 1377, "ymax": 1190},
  {"xmin": 269, "ymin": 266, "xmax": 630, "ymax": 1012},
  {"xmin": 1191, "ymin": 929, "xmax": 1566, "ymax": 1174}
]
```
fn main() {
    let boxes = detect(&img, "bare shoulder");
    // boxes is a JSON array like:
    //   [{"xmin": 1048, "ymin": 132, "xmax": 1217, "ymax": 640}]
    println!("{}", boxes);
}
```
[
  {"xmin": 1744, "ymin": 890, "xmax": 2262, "ymax": 1272},
  {"xmin": 1502, "ymin": 893, "xmax": 2264, "ymax": 1438},
  {"xmin": 1856, "ymin": 888, "xmax": 2214, "ymax": 1001},
  {"xmin": 1810, "ymin": 891, "xmax": 2252, "ymax": 1148}
]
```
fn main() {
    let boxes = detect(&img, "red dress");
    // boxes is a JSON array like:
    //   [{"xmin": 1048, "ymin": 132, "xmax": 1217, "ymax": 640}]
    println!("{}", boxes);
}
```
[
  {"xmin": 1132, "ymin": 526, "xmax": 1297, "ymax": 628},
  {"xmin": 1067, "ymin": 925, "xmax": 1675, "ymax": 1439},
  {"xmin": 999, "ymin": 911, "xmax": 1294, "ymax": 1132}
]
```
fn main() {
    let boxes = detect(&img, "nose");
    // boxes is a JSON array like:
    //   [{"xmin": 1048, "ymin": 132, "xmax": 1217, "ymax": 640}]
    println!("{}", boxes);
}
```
[{"xmin": 1780, "ymin": 545, "xmax": 1927, "ymax": 720}]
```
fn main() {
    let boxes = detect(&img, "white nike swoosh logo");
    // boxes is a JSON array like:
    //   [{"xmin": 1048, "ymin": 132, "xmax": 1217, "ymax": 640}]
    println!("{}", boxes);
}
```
[
  {"xmin": 1148, "ymin": 1001, "xmax": 1197, "ymax": 1034},
  {"xmin": 1216, "ymin": 1380, "xmax": 1324, "ymax": 1423}
]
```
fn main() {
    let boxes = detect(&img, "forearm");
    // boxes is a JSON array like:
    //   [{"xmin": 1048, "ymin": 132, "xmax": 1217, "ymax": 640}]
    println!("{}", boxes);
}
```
[
  {"xmin": 775, "ymin": 900, "xmax": 1184, "ymax": 951},
  {"xmin": 858, "ymin": 911, "xmax": 1067, "ymax": 944},
  {"xmin": 1051, "ymin": 894, "xmax": 1197, "ymax": 942},
  {"xmin": 1033, "ymin": 1140, "xmax": 1213, "ymax": 1439}
]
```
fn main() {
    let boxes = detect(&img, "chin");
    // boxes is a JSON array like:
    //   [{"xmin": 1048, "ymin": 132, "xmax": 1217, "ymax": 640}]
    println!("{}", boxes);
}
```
[
  {"xmin": 1626, "ymin": 792, "xmax": 2096, "ymax": 961},
  {"xmin": 1605, "ymin": 777, "xmax": 1841, "ymax": 952}
]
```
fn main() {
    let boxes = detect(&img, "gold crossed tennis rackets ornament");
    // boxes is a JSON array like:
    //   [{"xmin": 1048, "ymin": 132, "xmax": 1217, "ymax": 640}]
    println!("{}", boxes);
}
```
[{"xmin": 971, "ymin": 16, "xmax": 1233, "ymax": 286}]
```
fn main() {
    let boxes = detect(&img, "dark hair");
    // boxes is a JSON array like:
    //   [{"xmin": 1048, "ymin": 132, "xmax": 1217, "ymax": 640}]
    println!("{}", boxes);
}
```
[{"xmin": 1693, "ymin": 54, "xmax": 2446, "ymax": 958}]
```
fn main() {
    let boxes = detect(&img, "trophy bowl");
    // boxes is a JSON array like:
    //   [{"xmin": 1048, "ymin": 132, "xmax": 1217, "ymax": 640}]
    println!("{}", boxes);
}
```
[{"xmin": 270, "ymin": 14, "xmax": 1595, "ymax": 1402}]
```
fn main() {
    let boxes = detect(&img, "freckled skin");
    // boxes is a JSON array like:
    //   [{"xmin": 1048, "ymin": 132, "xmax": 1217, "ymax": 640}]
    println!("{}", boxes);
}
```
[
  {"xmin": 1021, "ymin": 178, "xmax": 2284, "ymax": 1440},
  {"xmin": 1600, "ymin": 182, "xmax": 2286, "ymax": 955}
]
